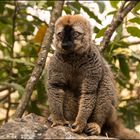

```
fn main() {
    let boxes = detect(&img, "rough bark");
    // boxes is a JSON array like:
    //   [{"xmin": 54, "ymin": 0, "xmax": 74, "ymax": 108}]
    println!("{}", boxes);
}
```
[{"xmin": 0, "ymin": 113, "xmax": 116, "ymax": 139}]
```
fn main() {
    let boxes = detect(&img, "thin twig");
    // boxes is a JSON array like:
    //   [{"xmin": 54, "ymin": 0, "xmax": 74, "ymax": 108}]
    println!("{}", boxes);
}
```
[
  {"xmin": 0, "ymin": 89, "xmax": 15, "ymax": 102},
  {"xmin": 100, "ymin": 1, "xmax": 139, "ymax": 51},
  {"xmin": 4, "ymin": 0, "xmax": 18, "ymax": 122},
  {"xmin": 0, "ymin": 87, "xmax": 8, "ymax": 92},
  {"xmin": 5, "ymin": 89, "xmax": 11, "ymax": 122},
  {"xmin": 11, "ymin": 0, "xmax": 17, "ymax": 56},
  {"xmin": 13, "ymin": 1, "xmax": 64, "ymax": 118},
  {"xmin": 0, "ymin": 93, "xmax": 9, "ymax": 102},
  {"xmin": 128, "ymin": 41, "xmax": 140, "ymax": 46}
]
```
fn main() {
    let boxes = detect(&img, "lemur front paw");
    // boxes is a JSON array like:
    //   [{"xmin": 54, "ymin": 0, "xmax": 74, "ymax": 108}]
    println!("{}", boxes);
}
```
[
  {"xmin": 84, "ymin": 122, "xmax": 101, "ymax": 135},
  {"xmin": 51, "ymin": 119, "xmax": 70, "ymax": 127},
  {"xmin": 71, "ymin": 120, "xmax": 87, "ymax": 133}
]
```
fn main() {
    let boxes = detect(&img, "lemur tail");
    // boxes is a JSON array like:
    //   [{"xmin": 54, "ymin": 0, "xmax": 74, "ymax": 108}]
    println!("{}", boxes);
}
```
[{"xmin": 104, "ymin": 120, "xmax": 140, "ymax": 139}]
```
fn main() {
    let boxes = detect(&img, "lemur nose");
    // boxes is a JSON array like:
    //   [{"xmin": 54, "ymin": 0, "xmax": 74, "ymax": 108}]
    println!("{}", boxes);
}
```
[{"xmin": 62, "ymin": 42, "xmax": 73, "ymax": 50}]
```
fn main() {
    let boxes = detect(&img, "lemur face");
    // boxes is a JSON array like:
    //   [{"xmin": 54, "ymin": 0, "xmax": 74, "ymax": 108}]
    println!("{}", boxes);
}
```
[
  {"xmin": 54, "ymin": 15, "xmax": 92, "ymax": 53},
  {"xmin": 57, "ymin": 25, "xmax": 84, "ymax": 51}
]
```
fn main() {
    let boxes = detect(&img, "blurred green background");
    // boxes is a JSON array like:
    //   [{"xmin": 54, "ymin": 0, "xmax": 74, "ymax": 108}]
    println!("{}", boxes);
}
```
[{"xmin": 0, "ymin": 0, "xmax": 140, "ymax": 131}]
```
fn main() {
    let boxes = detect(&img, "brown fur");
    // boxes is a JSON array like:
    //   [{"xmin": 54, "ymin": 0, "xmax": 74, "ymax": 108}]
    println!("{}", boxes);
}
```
[{"xmin": 45, "ymin": 15, "xmax": 140, "ymax": 139}]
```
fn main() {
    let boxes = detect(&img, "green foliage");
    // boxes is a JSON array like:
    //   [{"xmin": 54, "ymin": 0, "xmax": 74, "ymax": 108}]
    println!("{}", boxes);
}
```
[
  {"xmin": 80, "ymin": 3, "xmax": 101, "ymax": 24},
  {"xmin": 127, "ymin": 27, "xmax": 140, "ymax": 38},
  {"xmin": 129, "ymin": 17, "xmax": 140, "ymax": 24},
  {"xmin": 110, "ymin": 1, "xmax": 119, "ymax": 9},
  {"xmin": 132, "ymin": 2, "xmax": 140, "ymax": 14},
  {"xmin": 95, "ymin": 26, "xmax": 108, "ymax": 38},
  {"xmin": 0, "ymin": 0, "xmax": 140, "ymax": 129},
  {"xmin": 95, "ymin": 1, "xmax": 105, "ymax": 14},
  {"xmin": 118, "ymin": 56, "xmax": 130, "ymax": 80}
]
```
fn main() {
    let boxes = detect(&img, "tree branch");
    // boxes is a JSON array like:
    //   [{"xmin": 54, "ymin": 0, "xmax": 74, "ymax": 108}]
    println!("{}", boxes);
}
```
[
  {"xmin": 128, "ymin": 41, "xmax": 140, "ymax": 46},
  {"xmin": 100, "ymin": 1, "xmax": 139, "ymax": 51},
  {"xmin": 5, "ymin": 88, "xmax": 11, "ymax": 122},
  {"xmin": 0, "ymin": 89, "xmax": 15, "ymax": 102},
  {"xmin": 13, "ymin": 1, "xmax": 64, "ymax": 118}
]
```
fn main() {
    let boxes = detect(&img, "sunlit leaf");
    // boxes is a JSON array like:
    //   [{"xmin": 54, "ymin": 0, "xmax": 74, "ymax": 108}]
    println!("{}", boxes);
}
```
[
  {"xmin": 67, "ymin": 2, "xmax": 81, "ymax": 14},
  {"xmin": 107, "ymin": 10, "xmax": 117, "ymax": 15},
  {"xmin": 63, "ymin": 6, "xmax": 71, "ymax": 14},
  {"xmin": 114, "ymin": 24, "xmax": 123, "ymax": 42},
  {"xmin": 129, "ymin": 17, "xmax": 140, "ymax": 25},
  {"xmin": 96, "ymin": 2, "xmax": 105, "ymax": 13},
  {"xmin": 110, "ymin": 1, "xmax": 119, "ymax": 9},
  {"xmin": 132, "ymin": 2, "xmax": 140, "ymax": 13},
  {"xmin": 116, "ymin": 24, "xmax": 123, "ymax": 34},
  {"xmin": 127, "ymin": 27, "xmax": 140, "ymax": 38},
  {"xmin": 95, "ymin": 26, "xmax": 108, "ymax": 38},
  {"xmin": 113, "ymin": 48, "xmax": 131, "ymax": 57},
  {"xmin": 80, "ymin": 4, "xmax": 101, "ymax": 24}
]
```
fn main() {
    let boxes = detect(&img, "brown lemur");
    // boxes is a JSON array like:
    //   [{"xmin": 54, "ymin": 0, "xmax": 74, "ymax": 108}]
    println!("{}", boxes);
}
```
[{"xmin": 45, "ymin": 15, "xmax": 140, "ymax": 139}]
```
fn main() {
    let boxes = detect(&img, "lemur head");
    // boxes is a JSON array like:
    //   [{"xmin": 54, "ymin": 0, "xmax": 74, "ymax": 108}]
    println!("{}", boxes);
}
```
[{"xmin": 54, "ymin": 15, "xmax": 92, "ymax": 53}]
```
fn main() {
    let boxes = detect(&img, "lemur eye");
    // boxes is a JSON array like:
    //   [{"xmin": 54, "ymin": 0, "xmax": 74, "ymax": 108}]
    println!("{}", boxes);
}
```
[
  {"xmin": 73, "ymin": 31, "xmax": 81, "ymax": 38},
  {"xmin": 57, "ymin": 32, "xmax": 63, "ymax": 39}
]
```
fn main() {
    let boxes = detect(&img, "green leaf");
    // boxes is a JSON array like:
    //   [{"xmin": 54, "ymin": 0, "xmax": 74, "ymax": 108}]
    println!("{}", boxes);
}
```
[
  {"xmin": 96, "ymin": 2, "xmax": 105, "ymax": 13},
  {"xmin": 110, "ymin": 1, "xmax": 119, "ymax": 9},
  {"xmin": 0, "ymin": 57, "xmax": 35, "ymax": 67},
  {"xmin": 129, "ymin": 17, "xmax": 140, "ymax": 25},
  {"xmin": 136, "ymin": 63, "xmax": 140, "ymax": 80},
  {"xmin": 46, "ymin": 1, "xmax": 54, "ymax": 7},
  {"xmin": 127, "ymin": 27, "xmax": 140, "ymax": 38},
  {"xmin": 95, "ymin": 26, "xmax": 108, "ymax": 38},
  {"xmin": 67, "ymin": 2, "xmax": 81, "ymax": 14},
  {"xmin": 116, "ymin": 24, "xmax": 123, "ymax": 34},
  {"xmin": 133, "ymin": 2, "xmax": 140, "ymax": 13},
  {"xmin": 114, "ymin": 24, "xmax": 123, "ymax": 42},
  {"xmin": 10, "ymin": 83, "xmax": 25, "ymax": 96},
  {"xmin": 63, "ymin": 6, "xmax": 71, "ymax": 14},
  {"xmin": 118, "ymin": 57, "xmax": 130, "ymax": 79},
  {"xmin": 0, "ymin": 69, "xmax": 8, "ymax": 81},
  {"xmin": 80, "ymin": 4, "xmax": 101, "ymax": 24},
  {"xmin": 107, "ymin": 10, "xmax": 117, "ymax": 15},
  {"xmin": 93, "ymin": 26, "xmax": 100, "ymax": 33},
  {"xmin": 0, "ymin": 82, "xmax": 25, "ymax": 96}
]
